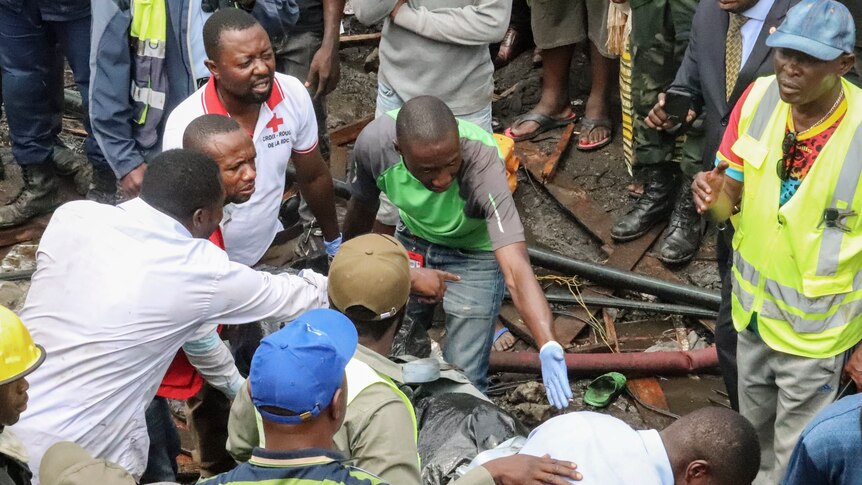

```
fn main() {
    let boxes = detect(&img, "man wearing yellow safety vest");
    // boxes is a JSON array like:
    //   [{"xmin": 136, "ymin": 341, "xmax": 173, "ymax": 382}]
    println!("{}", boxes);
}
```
[
  {"xmin": 227, "ymin": 234, "xmax": 583, "ymax": 485},
  {"xmin": 0, "ymin": 306, "xmax": 45, "ymax": 485},
  {"xmin": 692, "ymin": 1, "xmax": 859, "ymax": 482}
]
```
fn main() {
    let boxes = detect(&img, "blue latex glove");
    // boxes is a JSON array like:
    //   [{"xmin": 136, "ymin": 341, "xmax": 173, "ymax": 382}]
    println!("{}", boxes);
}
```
[
  {"xmin": 540, "ymin": 341, "xmax": 572, "ymax": 409},
  {"xmin": 324, "ymin": 233, "xmax": 343, "ymax": 258}
]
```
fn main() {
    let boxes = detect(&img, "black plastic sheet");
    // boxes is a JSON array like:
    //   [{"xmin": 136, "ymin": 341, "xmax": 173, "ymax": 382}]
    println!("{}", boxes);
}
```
[{"xmin": 415, "ymin": 393, "xmax": 528, "ymax": 485}]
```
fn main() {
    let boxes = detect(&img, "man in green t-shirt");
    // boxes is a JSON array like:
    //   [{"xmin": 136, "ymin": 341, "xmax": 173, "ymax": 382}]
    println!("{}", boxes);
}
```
[{"xmin": 343, "ymin": 96, "xmax": 571, "ymax": 408}]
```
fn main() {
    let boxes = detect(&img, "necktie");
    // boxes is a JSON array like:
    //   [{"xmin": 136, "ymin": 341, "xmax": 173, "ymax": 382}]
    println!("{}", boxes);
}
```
[{"xmin": 725, "ymin": 13, "xmax": 748, "ymax": 100}]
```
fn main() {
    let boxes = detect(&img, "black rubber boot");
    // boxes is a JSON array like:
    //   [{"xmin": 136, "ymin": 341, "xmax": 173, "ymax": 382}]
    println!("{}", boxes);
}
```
[
  {"xmin": 0, "ymin": 164, "xmax": 59, "ymax": 228},
  {"xmin": 53, "ymin": 141, "xmax": 92, "ymax": 196},
  {"xmin": 658, "ymin": 178, "xmax": 704, "ymax": 265},
  {"xmin": 87, "ymin": 165, "xmax": 119, "ymax": 205},
  {"xmin": 611, "ymin": 166, "xmax": 678, "ymax": 242}
]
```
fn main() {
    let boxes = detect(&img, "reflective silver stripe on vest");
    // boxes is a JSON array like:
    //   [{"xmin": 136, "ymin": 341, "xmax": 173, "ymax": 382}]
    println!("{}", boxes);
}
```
[
  {"xmin": 131, "ymin": 85, "xmax": 166, "ymax": 110},
  {"xmin": 733, "ymin": 250, "xmax": 759, "ymax": 287},
  {"xmin": 816, "ymin": 121, "xmax": 862, "ymax": 276},
  {"xmin": 759, "ymin": 296, "xmax": 862, "ymax": 334},
  {"xmin": 734, "ymin": 250, "xmax": 862, "ymax": 332},
  {"xmin": 136, "ymin": 39, "xmax": 166, "ymax": 59},
  {"xmin": 731, "ymin": 251, "xmax": 757, "ymax": 312},
  {"xmin": 746, "ymin": 79, "xmax": 781, "ymax": 140}
]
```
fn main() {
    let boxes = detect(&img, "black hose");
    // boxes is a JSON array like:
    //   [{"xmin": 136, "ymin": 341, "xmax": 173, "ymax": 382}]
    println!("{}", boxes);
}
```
[
  {"xmin": 527, "ymin": 247, "xmax": 721, "ymax": 310},
  {"xmin": 507, "ymin": 291, "xmax": 718, "ymax": 319}
]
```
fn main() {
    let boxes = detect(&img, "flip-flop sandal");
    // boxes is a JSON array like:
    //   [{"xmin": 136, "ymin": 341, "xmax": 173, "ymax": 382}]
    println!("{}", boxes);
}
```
[
  {"xmin": 583, "ymin": 371, "xmax": 627, "ymax": 408},
  {"xmin": 504, "ymin": 112, "xmax": 579, "ymax": 142},
  {"xmin": 577, "ymin": 118, "xmax": 614, "ymax": 151}
]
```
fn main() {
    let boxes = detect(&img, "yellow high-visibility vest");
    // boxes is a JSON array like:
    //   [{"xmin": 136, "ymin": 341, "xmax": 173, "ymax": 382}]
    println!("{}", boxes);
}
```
[{"xmin": 730, "ymin": 75, "xmax": 862, "ymax": 358}]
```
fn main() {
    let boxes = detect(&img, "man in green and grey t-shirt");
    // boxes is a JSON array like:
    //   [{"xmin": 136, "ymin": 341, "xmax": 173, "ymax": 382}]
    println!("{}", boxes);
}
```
[{"xmin": 343, "ymin": 96, "xmax": 572, "ymax": 409}]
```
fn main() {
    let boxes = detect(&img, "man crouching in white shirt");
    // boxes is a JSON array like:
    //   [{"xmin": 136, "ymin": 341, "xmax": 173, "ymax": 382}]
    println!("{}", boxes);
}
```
[
  {"xmin": 517, "ymin": 407, "xmax": 760, "ymax": 485},
  {"xmin": 10, "ymin": 149, "xmax": 329, "ymax": 484}
]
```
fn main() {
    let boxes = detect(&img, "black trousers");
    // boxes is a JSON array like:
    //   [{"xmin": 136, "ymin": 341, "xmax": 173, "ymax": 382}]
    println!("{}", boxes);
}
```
[{"xmin": 715, "ymin": 227, "xmax": 739, "ymax": 411}]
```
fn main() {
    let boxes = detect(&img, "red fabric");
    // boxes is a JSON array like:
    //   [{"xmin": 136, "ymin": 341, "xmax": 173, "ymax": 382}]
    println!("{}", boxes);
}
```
[{"xmin": 156, "ymin": 228, "xmax": 226, "ymax": 400}]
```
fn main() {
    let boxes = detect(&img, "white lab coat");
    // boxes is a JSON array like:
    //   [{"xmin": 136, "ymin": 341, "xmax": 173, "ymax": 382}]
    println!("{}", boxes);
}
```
[{"xmin": 11, "ymin": 198, "xmax": 328, "ymax": 483}]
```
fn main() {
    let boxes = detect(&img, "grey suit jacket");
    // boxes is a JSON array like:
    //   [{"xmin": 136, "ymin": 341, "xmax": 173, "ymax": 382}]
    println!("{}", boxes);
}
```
[{"xmin": 669, "ymin": 0, "xmax": 796, "ymax": 168}]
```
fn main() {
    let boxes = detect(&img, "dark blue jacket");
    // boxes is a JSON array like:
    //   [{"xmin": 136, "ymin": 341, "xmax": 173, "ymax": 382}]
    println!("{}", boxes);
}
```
[{"xmin": 89, "ymin": 0, "xmax": 298, "ymax": 178}]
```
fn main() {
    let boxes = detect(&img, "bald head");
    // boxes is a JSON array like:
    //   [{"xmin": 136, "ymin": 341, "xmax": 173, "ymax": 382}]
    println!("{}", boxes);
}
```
[
  {"xmin": 395, "ymin": 96, "xmax": 459, "ymax": 150},
  {"xmin": 183, "ymin": 114, "xmax": 257, "ymax": 205},
  {"xmin": 660, "ymin": 407, "xmax": 760, "ymax": 484}
]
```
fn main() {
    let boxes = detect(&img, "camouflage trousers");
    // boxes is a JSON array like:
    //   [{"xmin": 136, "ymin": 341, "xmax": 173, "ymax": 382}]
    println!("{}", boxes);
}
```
[{"xmin": 630, "ymin": 0, "xmax": 702, "ymax": 177}]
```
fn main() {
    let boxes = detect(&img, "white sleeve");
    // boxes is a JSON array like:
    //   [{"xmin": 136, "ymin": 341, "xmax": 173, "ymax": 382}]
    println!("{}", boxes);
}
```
[
  {"xmin": 161, "ymin": 109, "xmax": 186, "ymax": 152},
  {"xmin": 183, "ymin": 330, "xmax": 244, "ymax": 399},
  {"xmin": 287, "ymin": 78, "xmax": 319, "ymax": 154},
  {"xmin": 206, "ymin": 262, "xmax": 329, "ymax": 326}
]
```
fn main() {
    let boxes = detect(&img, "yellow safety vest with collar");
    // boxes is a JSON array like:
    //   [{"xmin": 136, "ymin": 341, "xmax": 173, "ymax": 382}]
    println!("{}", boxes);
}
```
[
  {"xmin": 129, "ymin": 0, "xmax": 169, "ymax": 149},
  {"xmin": 255, "ymin": 359, "xmax": 419, "ymax": 464},
  {"xmin": 730, "ymin": 75, "xmax": 862, "ymax": 358}
]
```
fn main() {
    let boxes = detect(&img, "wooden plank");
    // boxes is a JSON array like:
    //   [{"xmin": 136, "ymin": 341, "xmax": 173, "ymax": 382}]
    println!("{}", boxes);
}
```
[
  {"xmin": 498, "ymin": 303, "xmax": 536, "ymax": 348},
  {"xmin": 0, "ymin": 214, "xmax": 50, "ymax": 248},
  {"xmin": 329, "ymin": 115, "xmax": 374, "ymax": 147},
  {"xmin": 498, "ymin": 303, "xmax": 590, "ymax": 349},
  {"xmin": 540, "ymin": 124, "xmax": 575, "ymax": 183},
  {"xmin": 329, "ymin": 145, "xmax": 349, "ymax": 180},
  {"xmin": 627, "ymin": 377, "xmax": 675, "ymax": 429},
  {"xmin": 601, "ymin": 308, "xmax": 620, "ymax": 352},
  {"xmin": 339, "ymin": 32, "xmax": 382, "ymax": 47},
  {"xmin": 604, "ymin": 224, "xmax": 665, "ymax": 271}
]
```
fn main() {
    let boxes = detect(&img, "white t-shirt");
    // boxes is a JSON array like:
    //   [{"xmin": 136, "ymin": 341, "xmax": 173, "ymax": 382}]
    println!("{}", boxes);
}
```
[
  {"xmin": 520, "ymin": 412, "xmax": 674, "ymax": 485},
  {"xmin": 163, "ymin": 73, "xmax": 319, "ymax": 265},
  {"xmin": 11, "ymin": 199, "xmax": 328, "ymax": 483}
]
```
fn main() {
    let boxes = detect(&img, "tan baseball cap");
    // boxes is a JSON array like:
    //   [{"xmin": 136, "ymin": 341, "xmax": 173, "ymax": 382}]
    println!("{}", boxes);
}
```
[
  {"xmin": 329, "ymin": 234, "xmax": 411, "ymax": 320},
  {"xmin": 40, "ymin": 442, "xmax": 137, "ymax": 485}
]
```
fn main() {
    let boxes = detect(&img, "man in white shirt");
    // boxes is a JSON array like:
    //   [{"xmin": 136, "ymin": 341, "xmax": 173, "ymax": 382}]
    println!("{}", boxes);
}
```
[
  {"xmin": 163, "ymin": 8, "xmax": 341, "ymax": 267},
  {"xmin": 518, "ymin": 407, "xmax": 760, "ymax": 484},
  {"xmin": 10, "ymin": 149, "xmax": 328, "ymax": 484}
]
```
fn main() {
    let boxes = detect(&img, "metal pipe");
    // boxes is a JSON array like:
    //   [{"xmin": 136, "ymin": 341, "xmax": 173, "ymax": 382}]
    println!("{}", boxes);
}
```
[
  {"xmin": 527, "ymin": 246, "xmax": 721, "ymax": 310},
  {"xmin": 0, "ymin": 269, "xmax": 35, "ymax": 281},
  {"xmin": 517, "ymin": 292, "xmax": 719, "ymax": 319},
  {"xmin": 489, "ymin": 347, "xmax": 719, "ymax": 376}
]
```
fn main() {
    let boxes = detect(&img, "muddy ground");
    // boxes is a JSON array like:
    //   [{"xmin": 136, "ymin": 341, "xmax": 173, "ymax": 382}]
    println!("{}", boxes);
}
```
[{"xmin": 0, "ymin": 19, "xmax": 726, "ymax": 480}]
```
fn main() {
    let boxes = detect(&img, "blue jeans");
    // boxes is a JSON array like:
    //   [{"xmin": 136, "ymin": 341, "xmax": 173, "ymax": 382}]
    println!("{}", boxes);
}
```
[
  {"xmin": 375, "ymin": 80, "xmax": 493, "ymax": 133},
  {"xmin": 0, "ymin": 3, "xmax": 108, "ymax": 169},
  {"xmin": 396, "ymin": 225, "xmax": 504, "ymax": 392},
  {"xmin": 141, "ymin": 397, "xmax": 180, "ymax": 484}
]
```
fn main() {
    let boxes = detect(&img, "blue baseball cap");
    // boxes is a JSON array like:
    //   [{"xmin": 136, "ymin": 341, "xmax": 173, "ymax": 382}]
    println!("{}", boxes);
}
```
[
  {"xmin": 766, "ymin": 0, "xmax": 856, "ymax": 61},
  {"xmin": 249, "ymin": 308, "xmax": 358, "ymax": 425}
]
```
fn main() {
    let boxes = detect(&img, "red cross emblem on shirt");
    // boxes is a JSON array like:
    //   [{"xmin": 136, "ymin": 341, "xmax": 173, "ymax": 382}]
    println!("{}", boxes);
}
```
[{"xmin": 266, "ymin": 114, "xmax": 284, "ymax": 134}]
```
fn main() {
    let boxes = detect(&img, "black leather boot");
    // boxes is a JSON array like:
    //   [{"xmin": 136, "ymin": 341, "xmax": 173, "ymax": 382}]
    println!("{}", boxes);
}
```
[
  {"xmin": 87, "ymin": 165, "xmax": 120, "ymax": 205},
  {"xmin": 611, "ymin": 166, "xmax": 678, "ymax": 242},
  {"xmin": 659, "ymin": 178, "xmax": 704, "ymax": 265},
  {"xmin": 0, "ymin": 164, "xmax": 59, "ymax": 228}
]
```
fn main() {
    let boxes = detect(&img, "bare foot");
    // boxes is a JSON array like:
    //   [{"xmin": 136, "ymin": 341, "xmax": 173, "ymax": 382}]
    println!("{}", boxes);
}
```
[{"xmin": 492, "ymin": 322, "xmax": 517, "ymax": 351}]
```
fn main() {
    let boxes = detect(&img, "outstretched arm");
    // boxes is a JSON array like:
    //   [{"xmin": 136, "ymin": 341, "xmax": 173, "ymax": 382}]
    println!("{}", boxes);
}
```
[{"xmin": 495, "ymin": 242, "xmax": 572, "ymax": 409}]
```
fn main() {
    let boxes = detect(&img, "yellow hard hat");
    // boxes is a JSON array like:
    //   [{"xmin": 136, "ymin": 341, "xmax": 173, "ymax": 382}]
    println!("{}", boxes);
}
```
[{"xmin": 0, "ymin": 305, "xmax": 45, "ymax": 385}]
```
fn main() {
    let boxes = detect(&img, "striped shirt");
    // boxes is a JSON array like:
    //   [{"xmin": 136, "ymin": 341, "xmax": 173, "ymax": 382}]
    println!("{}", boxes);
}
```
[{"xmin": 199, "ymin": 448, "xmax": 387, "ymax": 485}]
